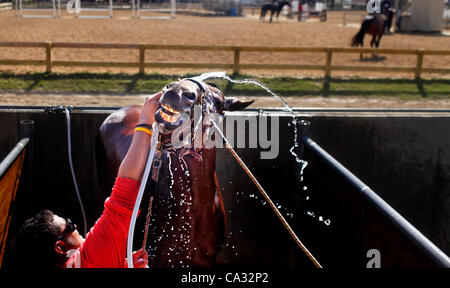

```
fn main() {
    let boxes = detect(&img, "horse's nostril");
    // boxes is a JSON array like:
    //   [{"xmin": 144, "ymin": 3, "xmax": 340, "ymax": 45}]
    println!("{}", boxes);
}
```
[{"xmin": 183, "ymin": 92, "xmax": 196, "ymax": 102}]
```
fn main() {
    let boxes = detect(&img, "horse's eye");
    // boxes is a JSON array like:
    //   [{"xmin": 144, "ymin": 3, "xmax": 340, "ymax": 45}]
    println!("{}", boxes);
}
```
[{"xmin": 183, "ymin": 92, "xmax": 196, "ymax": 101}]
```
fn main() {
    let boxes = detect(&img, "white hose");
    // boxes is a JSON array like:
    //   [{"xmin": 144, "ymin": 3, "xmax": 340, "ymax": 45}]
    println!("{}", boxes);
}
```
[
  {"xmin": 127, "ymin": 122, "xmax": 159, "ymax": 268},
  {"xmin": 64, "ymin": 108, "xmax": 88, "ymax": 237}
]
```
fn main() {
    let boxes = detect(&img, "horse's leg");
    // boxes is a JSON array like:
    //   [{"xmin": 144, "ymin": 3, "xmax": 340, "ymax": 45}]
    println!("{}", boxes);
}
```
[
  {"xmin": 360, "ymin": 40, "xmax": 364, "ymax": 60},
  {"xmin": 371, "ymin": 35, "xmax": 377, "ymax": 58},
  {"xmin": 386, "ymin": 12, "xmax": 393, "ymax": 33},
  {"xmin": 360, "ymin": 43, "xmax": 363, "ymax": 60},
  {"xmin": 270, "ymin": 9, "xmax": 274, "ymax": 23},
  {"xmin": 376, "ymin": 34, "xmax": 382, "ymax": 48},
  {"xmin": 375, "ymin": 34, "xmax": 383, "ymax": 58}
]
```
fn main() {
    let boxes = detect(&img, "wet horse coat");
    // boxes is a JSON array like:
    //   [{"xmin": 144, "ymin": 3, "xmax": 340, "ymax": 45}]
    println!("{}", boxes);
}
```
[{"xmin": 96, "ymin": 80, "xmax": 252, "ymax": 267}]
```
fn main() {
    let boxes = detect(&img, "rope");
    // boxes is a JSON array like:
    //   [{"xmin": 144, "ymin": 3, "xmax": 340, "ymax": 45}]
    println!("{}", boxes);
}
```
[
  {"xmin": 142, "ymin": 196, "xmax": 154, "ymax": 251},
  {"xmin": 216, "ymin": 123, "xmax": 322, "ymax": 269}
]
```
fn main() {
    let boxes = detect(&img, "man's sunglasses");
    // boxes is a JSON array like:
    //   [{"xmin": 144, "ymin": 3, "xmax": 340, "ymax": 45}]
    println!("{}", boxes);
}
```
[{"xmin": 56, "ymin": 218, "xmax": 76, "ymax": 241}]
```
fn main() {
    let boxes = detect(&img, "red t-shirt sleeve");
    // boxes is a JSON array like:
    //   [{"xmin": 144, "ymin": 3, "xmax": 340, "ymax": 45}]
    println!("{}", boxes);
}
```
[{"xmin": 65, "ymin": 177, "xmax": 141, "ymax": 268}]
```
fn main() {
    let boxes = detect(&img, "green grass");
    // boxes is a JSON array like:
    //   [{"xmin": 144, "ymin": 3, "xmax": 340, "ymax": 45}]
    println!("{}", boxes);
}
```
[{"xmin": 0, "ymin": 72, "xmax": 449, "ymax": 100}]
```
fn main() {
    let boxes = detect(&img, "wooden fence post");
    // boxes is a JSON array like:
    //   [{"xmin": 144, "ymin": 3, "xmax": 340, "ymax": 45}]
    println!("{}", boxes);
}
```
[
  {"xmin": 415, "ymin": 49, "xmax": 424, "ymax": 80},
  {"xmin": 139, "ymin": 45, "xmax": 145, "ymax": 74},
  {"xmin": 233, "ymin": 47, "xmax": 240, "ymax": 75},
  {"xmin": 325, "ymin": 48, "xmax": 332, "ymax": 79},
  {"xmin": 45, "ymin": 42, "xmax": 52, "ymax": 73}
]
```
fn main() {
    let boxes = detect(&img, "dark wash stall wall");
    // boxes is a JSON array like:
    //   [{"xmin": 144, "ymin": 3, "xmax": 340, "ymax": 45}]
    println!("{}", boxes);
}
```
[{"xmin": 0, "ymin": 108, "xmax": 448, "ymax": 267}]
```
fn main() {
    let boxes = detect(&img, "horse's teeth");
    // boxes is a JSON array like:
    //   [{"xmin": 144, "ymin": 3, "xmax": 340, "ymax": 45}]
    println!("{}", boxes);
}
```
[
  {"xmin": 162, "ymin": 104, "xmax": 179, "ymax": 114},
  {"xmin": 161, "ymin": 111, "xmax": 176, "ymax": 122}
]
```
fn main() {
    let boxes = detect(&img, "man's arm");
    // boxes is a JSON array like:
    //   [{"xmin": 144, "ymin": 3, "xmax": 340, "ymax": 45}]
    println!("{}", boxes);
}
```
[
  {"xmin": 65, "ymin": 92, "xmax": 161, "ymax": 268},
  {"xmin": 118, "ymin": 92, "xmax": 162, "ymax": 180}
]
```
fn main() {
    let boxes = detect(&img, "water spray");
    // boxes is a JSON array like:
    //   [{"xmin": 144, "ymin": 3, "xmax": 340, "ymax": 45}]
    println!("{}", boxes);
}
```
[{"xmin": 125, "ymin": 72, "xmax": 322, "ymax": 268}]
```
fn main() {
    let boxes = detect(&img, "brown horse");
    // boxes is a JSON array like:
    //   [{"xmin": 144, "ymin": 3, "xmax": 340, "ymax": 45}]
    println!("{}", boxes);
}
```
[
  {"xmin": 351, "ymin": 14, "xmax": 386, "ymax": 60},
  {"xmin": 96, "ymin": 79, "xmax": 253, "ymax": 268}
]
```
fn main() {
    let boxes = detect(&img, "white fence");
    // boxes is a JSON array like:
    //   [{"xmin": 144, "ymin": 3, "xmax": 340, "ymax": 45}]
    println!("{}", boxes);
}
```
[
  {"xmin": 13, "ymin": 0, "xmax": 176, "ymax": 19},
  {"xmin": 0, "ymin": 2, "xmax": 12, "ymax": 12}
]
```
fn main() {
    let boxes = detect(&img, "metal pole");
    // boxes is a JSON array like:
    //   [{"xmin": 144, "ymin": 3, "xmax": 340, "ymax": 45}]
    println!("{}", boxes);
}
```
[
  {"xmin": 171, "ymin": 0, "xmax": 175, "ymax": 18},
  {"xmin": 301, "ymin": 136, "xmax": 450, "ymax": 268},
  {"xmin": 19, "ymin": 120, "xmax": 34, "ymax": 214},
  {"xmin": 0, "ymin": 138, "xmax": 29, "ymax": 179}
]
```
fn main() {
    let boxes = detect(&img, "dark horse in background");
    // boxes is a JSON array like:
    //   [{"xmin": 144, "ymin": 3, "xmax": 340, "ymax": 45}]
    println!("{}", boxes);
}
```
[
  {"xmin": 96, "ymin": 79, "xmax": 253, "ymax": 267},
  {"xmin": 383, "ymin": 8, "xmax": 394, "ymax": 34},
  {"xmin": 381, "ymin": 0, "xmax": 394, "ymax": 34},
  {"xmin": 351, "ymin": 14, "xmax": 386, "ymax": 60},
  {"xmin": 260, "ymin": 0, "xmax": 292, "ymax": 23}
]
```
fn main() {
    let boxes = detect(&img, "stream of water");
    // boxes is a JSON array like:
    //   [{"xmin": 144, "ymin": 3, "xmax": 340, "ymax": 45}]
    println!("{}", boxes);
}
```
[{"xmin": 193, "ymin": 71, "xmax": 331, "ymax": 226}]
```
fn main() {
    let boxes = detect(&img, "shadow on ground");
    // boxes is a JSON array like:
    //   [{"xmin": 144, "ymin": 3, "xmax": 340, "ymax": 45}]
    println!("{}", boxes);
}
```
[{"xmin": 0, "ymin": 72, "xmax": 449, "ymax": 99}]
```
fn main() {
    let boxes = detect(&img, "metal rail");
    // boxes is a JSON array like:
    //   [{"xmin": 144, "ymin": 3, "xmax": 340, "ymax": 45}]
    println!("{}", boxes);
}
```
[
  {"xmin": 2, "ymin": 105, "xmax": 450, "ymax": 114},
  {"xmin": 300, "ymin": 135, "xmax": 450, "ymax": 268},
  {"xmin": 0, "ymin": 138, "xmax": 29, "ymax": 180}
]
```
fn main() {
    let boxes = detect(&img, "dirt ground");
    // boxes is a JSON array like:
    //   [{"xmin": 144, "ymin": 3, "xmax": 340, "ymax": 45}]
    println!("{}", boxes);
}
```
[
  {"xmin": 1, "ymin": 10, "xmax": 449, "ymax": 78},
  {"xmin": 1, "ymin": 92, "xmax": 450, "ymax": 108}
]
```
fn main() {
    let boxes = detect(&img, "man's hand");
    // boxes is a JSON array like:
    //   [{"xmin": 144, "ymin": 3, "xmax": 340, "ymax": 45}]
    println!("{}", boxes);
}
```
[
  {"xmin": 118, "ymin": 92, "xmax": 163, "ymax": 180},
  {"xmin": 138, "ymin": 92, "xmax": 162, "ymax": 126},
  {"xmin": 124, "ymin": 248, "xmax": 149, "ymax": 268}
]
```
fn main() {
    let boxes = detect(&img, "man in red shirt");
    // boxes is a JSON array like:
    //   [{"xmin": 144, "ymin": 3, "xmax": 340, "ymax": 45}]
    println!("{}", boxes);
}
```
[{"xmin": 13, "ymin": 92, "xmax": 162, "ymax": 268}]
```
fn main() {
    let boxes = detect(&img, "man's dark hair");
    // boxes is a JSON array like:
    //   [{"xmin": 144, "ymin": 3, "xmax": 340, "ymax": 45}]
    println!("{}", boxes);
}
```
[{"xmin": 13, "ymin": 210, "xmax": 62, "ymax": 268}]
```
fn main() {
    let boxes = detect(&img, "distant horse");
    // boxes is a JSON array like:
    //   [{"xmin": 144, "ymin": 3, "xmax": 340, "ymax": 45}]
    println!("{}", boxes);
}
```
[
  {"xmin": 260, "ymin": 1, "xmax": 292, "ymax": 23},
  {"xmin": 351, "ymin": 14, "xmax": 386, "ymax": 60},
  {"xmin": 380, "ymin": 0, "xmax": 394, "ymax": 34},
  {"xmin": 383, "ymin": 8, "xmax": 394, "ymax": 33}
]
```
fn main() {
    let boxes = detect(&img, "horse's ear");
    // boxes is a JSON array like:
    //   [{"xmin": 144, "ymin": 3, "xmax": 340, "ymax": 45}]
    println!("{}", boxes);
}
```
[{"xmin": 224, "ymin": 97, "xmax": 254, "ymax": 111}]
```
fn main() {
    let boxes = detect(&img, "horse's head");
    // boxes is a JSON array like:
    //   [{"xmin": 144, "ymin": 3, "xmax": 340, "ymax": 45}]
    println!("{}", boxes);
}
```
[
  {"xmin": 155, "ymin": 78, "xmax": 253, "ymax": 139},
  {"xmin": 147, "ymin": 79, "xmax": 253, "ymax": 267}
]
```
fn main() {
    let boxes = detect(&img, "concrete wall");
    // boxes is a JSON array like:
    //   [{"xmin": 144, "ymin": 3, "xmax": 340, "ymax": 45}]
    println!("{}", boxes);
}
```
[
  {"xmin": 411, "ymin": 0, "xmax": 445, "ymax": 32},
  {"xmin": 0, "ymin": 107, "xmax": 448, "ymax": 268}
]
